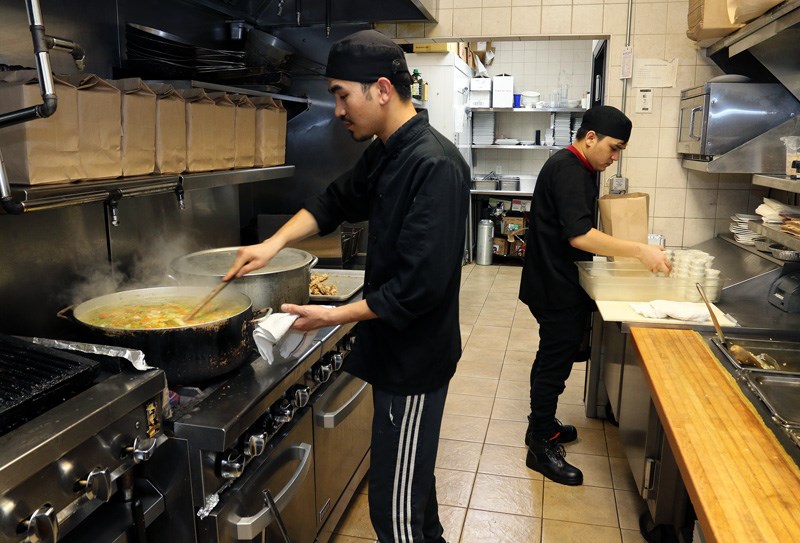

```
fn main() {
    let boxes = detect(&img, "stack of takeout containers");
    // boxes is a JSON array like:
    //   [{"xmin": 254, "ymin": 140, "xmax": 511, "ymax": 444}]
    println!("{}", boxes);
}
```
[{"xmin": 577, "ymin": 252, "xmax": 724, "ymax": 303}]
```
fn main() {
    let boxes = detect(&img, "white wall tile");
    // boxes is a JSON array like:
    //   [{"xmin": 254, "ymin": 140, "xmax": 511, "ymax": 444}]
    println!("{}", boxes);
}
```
[
  {"xmin": 633, "ymin": 3, "xmax": 668, "ymax": 35},
  {"xmin": 687, "ymin": 171, "xmax": 719, "ymax": 189},
  {"xmin": 603, "ymin": 4, "xmax": 629, "ymax": 35},
  {"xmin": 683, "ymin": 218, "xmax": 716, "ymax": 246},
  {"xmin": 426, "ymin": 9, "xmax": 454, "ymax": 38},
  {"xmin": 572, "ymin": 5, "xmax": 605, "ymax": 34},
  {"xmin": 715, "ymin": 189, "xmax": 751, "ymax": 219},
  {"xmin": 397, "ymin": 23, "xmax": 426, "ymax": 38},
  {"xmin": 625, "ymin": 157, "xmax": 657, "ymax": 187},
  {"xmin": 652, "ymin": 217, "xmax": 685, "ymax": 247},
  {"xmin": 658, "ymin": 127, "xmax": 679, "ymax": 158},
  {"xmin": 656, "ymin": 157, "xmax": 687, "ymax": 188},
  {"xmin": 484, "ymin": 0, "xmax": 513, "ymax": 7},
  {"xmin": 483, "ymin": 7, "xmax": 513, "ymax": 36},
  {"xmin": 684, "ymin": 189, "xmax": 717, "ymax": 218},
  {"xmin": 718, "ymin": 173, "xmax": 752, "ymax": 190},
  {"xmin": 453, "ymin": 8, "xmax": 482, "ymax": 37},
  {"xmin": 625, "ymin": 127, "xmax": 661, "ymax": 158},
  {"xmin": 654, "ymin": 187, "xmax": 687, "ymax": 217},
  {"xmin": 541, "ymin": 6, "xmax": 572, "ymax": 34}
]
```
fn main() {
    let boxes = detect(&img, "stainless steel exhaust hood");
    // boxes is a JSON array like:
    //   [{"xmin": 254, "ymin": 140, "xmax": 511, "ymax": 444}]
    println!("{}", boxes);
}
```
[
  {"xmin": 182, "ymin": 0, "xmax": 437, "ymax": 27},
  {"xmin": 684, "ymin": 0, "xmax": 800, "ymax": 173}
]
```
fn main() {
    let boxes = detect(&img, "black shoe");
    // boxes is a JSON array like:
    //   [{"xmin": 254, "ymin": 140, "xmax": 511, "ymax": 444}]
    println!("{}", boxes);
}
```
[
  {"xmin": 526, "ymin": 437, "xmax": 583, "ymax": 486},
  {"xmin": 554, "ymin": 418, "xmax": 578, "ymax": 444},
  {"xmin": 525, "ymin": 416, "xmax": 578, "ymax": 446}
]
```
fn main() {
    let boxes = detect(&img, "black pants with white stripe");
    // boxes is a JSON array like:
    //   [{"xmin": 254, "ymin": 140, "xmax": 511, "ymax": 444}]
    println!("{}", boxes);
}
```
[{"xmin": 368, "ymin": 384, "xmax": 449, "ymax": 543}]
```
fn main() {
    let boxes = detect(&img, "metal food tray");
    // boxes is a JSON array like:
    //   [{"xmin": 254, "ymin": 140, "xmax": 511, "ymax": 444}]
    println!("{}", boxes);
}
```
[
  {"xmin": 743, "ymin": 373, "xmax": 800, "ymax": 428},
  {"xmin": 309, "ymin": 269, "xmax": 365, "ymax": 302},
  {"xmin": 713, "ymin": 336, "xmax": 800, "ymax": 375}
]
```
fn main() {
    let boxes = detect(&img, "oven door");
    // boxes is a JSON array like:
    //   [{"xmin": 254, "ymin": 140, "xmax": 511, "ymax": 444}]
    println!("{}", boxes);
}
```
[
  {"xmin": 197, "ymin": 408, "xmax": 316, "ymax": 543},
  {"xmin": 677, "ymin": 93, "xmax": 707, "ymax": 156},
  {"xmin": 312, "ymin": 372, "xmax": 372, "ymax": 528}
]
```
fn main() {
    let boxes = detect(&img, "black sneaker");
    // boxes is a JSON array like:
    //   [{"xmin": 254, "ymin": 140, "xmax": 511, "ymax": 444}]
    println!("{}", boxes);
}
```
[
  {"xmin": 525, "ymin": 416, "xmax": 578, "ymax": 446},
  {"xmin": 526, "ymin": 437, "xmax": 583, "ymax": 486}
]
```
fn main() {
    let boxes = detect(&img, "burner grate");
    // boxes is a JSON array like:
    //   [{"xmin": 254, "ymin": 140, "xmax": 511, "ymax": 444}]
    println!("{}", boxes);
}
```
[{"xmin": 0, "ymin": 333, "xmax": 100, "ymax": 435}]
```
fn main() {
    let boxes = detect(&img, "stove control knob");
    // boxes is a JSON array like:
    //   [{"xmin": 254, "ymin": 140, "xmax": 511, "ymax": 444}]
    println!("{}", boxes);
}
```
[
  {"xmin": 220, "ymin": 451, "xmax": 244, "ymax": 479},
  {"xmin": 19, "ymin": 504, "xmax": 58, "ymax": 543},
  {"xmin": 126, "ymin": 436, "xmax": 157, "ymax": 464},
  {"xmin": 74, "ymin": 467, "xmax": 112, "ymax": 502},
  {"xmin": 345, "ymin": 335, "xmax": 356, "ymax": 351},
  {"xmin": 331, "ymin": 352, "xmax": 344, "ymax": 371},
  {"xmin": 245, "ymin": 433, "xmax": 267, "ymax": 457},
  {"xmin": 314, "ymin": 363, "xmax": 333, "ymax": 384},
  {"xmin": 262, "ymin": 413, "xmax": 279, "ymax": 435},
  {"xmin": 290, "ymin": 385, "xmax": 310, "ymax": 408},
  {"xmin": 272, "ymin": 398, "xmax": 294, "ymax": 423}
]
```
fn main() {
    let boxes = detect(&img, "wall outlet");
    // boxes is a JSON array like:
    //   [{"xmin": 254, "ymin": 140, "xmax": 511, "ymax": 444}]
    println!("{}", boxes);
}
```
[
  {"xmin": 635, "ymin": 88, "xmax": 653, "ymax": 113},
  {"xmin": 609, "ymin": 175, "xmax": 628, "ymax": 193}
]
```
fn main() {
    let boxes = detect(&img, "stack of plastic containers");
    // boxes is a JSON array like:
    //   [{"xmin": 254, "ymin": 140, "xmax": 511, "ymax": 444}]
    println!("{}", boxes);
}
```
[{"xmin": 668, "ymin": 249, "xmax": 722, "ymax": 302}]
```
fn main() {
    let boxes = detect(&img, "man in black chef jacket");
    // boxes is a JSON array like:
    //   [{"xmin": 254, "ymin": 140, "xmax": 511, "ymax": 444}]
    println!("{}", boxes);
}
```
[
  {"xmin": 224, "ymin": 30, "xmax": 470, "ymax": 543},
  {"xmin": 518, "ymin": 106, "xmax": 671, "ymax": 486}
]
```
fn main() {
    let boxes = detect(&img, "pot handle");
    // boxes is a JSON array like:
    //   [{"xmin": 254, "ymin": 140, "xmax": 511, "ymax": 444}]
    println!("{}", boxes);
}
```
[
  {"xmin": 56, "ymin": 304, "xmax": 77, "ymax": 322},
  {"xmin": 309, "ymin": 255, "xmax": 319, "ymax": 270},
  {"xmin": 250, "ymin": 307, "xmax": 273, "ymax": 322}
]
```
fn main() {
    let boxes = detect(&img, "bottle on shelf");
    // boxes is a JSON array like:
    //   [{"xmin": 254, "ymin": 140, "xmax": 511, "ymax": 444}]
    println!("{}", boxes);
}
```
[{"xmin": 411, "ymin": 69, "xmax": 424, "ymax": 100}]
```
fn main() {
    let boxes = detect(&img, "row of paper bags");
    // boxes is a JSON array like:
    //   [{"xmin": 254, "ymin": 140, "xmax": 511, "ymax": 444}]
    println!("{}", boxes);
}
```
[{"xmin": 0, "ymin": 72, "xmax": 287, "ymax": 185}]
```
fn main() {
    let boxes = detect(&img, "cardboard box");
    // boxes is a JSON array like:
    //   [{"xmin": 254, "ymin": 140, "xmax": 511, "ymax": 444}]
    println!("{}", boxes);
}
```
[
  {"xmin": 502, "ymin": 216, "xmax": 525, "ymax": 238},
  {"xmin": 469, "ymin": 41, "xmax": 492, "ymax": 53},
  {"xmin": 492, "ymin": 236, "xmax": 508, "ymax": 256},
  {"xmin": 511, "ymin": 239, "xmax": 526, "ymax": 257},
  {"xmin": 687, "ymin": 0, "xmax": 743, "ymax": 41},
  {"xmin": 492, "ymin": 74, "xmax": 514, "ymax": 109},
  {"xmin": 149, "ymin": 84, "xmax": 186, "ymax": 175},
  {"xmin": 66, "ymin": 75, "xmax": 122, "ymax": 180},
  {"xmin": 511, "ymin": 199, "xmax": 531, "ymax": 212},
  {"xmin": 469, "ymin": 77, "xmax": 492, "ymax": 108},
  {"xmin": 179, "ymin": 88, "xmax": 216, "ymax": 172},
  {"xmin": 412, "ymin": 42, "xmax": 457, "ymax": 53},
  {"xmin": 252, "ymin": 97, "xmax": 287, "ymax": 167},
  {"xmin": 0, "ymin": 71, "xmax": 81, "ymax": 184},
  {"xmin": 231, "ymin": 94, "xmax": 256, "ymax": 169},
  {"xmin": 112, "ymin": 78, "xmax": 156, "ymax": 177},
  {"xmin": 208, "ymin": 92, "xmax": 236, "ymax": 170},
  {"xmin": 458, "ymin": 42, "xmax": 469, "ymax": 64}
]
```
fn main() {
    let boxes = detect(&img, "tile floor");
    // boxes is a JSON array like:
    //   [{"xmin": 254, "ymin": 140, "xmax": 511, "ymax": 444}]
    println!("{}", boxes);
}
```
[{"xmin": 332, "ymin": 263, "xmax": 649, "ymax": 543}]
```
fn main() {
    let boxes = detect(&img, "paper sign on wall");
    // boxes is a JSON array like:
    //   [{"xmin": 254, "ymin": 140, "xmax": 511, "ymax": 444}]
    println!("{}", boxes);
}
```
[{"xmin": 632, "ymin": 58, "xmax": 679, "ymax": 88}]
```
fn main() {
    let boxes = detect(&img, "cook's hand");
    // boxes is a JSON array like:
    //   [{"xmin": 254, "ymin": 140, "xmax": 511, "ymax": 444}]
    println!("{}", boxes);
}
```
[
  {"xmin": 281, "ymin": 303, "xmax": 336, "ymax": 331},
  {"xmin": 638, "ymin": 244, "xmax": 672, "ymax": 276},
  {"xmin": 223, "ymin": 240, "xmax": 282, "ymax": 281}
]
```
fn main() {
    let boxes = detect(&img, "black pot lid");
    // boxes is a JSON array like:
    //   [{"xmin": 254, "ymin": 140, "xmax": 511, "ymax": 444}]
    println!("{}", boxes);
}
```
[{"xmin": 171, "ymin": 247, "xmax": 316, "ymax": 277}]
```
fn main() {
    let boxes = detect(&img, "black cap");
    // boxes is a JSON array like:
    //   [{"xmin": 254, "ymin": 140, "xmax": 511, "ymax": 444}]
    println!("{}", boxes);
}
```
[
  {"xmin": 579, "ymin": 105, "xmax": 633, "ymax": 142},
  {"xmin": 325, "ymin": 29, "xmax": 410, "ymax": 84}
]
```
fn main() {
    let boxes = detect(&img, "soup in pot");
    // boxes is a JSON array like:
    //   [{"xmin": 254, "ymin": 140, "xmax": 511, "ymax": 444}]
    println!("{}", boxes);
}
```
[{"xmin": 81, "ymin": 298, "xmax": 246, "ymax": 329}]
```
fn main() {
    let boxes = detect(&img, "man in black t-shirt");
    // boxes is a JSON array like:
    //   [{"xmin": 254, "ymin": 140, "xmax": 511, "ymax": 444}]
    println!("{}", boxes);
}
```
[{"xmin": 518, "ymin": 106, "xmax": 671, "ymax": 486}]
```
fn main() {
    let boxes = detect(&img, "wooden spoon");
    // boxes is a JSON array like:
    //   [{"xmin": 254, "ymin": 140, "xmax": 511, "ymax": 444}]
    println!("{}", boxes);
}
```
[{"xmin": 185, "ymin": 280, "xmax": 231, "ymax": 322}]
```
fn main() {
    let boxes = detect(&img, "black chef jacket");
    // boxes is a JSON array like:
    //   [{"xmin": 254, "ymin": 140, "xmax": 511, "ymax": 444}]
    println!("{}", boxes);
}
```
[
  {"xmin": 519, "ymin": 148, "xmax": 595, "ymax": 310},
  {"xmin": 304, "ymin": 111, "xmax": 470, "ymax": 394}
]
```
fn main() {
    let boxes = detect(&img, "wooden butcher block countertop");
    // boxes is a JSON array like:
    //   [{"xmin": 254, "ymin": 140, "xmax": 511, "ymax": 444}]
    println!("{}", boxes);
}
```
[{"xmin": 629, "ymin": 327, "xmax": 800, "ymax": 543}]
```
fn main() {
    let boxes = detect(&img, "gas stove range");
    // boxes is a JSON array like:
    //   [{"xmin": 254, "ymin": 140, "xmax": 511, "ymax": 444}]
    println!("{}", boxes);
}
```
[{"xmin": 0, "ymin": 335, "xmax": 170, "ymax": 543}]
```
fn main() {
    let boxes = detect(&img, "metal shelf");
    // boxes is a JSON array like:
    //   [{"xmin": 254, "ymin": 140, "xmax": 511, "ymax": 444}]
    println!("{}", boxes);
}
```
[
  {"xmin": 471, "ymin": 189, "xmax": 531, "ymax": 197},
  {"xmin": 472, "ymin": 144, "xmax": 562, "ymax": 150},
  {"xmin": 753, "ymin": 174, "xmax": 800, "ymax": 194},
  {"xmin": 7, "ymin": 166, "xmax": 295, "ymax": 213},
  {"xmin": 748, "ymin": 220, "xmax": 800, "ymax": 253},
  {"xmin": 706, "ymin": 0, "xmax": 800, "ymax": 56},
  {"xmin": 470, "ymin": 107, "xmax": 586, "ymax": 113}
]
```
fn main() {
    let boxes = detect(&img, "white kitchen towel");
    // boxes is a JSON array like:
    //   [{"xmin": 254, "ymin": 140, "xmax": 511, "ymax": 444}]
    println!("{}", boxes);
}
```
[
  {"xmin": 253, "ymin": 313, "xmax": 316, "ymax": 364},
  {"xmin": 630, "ymin": 300, "xmax": 711, "ymax": 323}
]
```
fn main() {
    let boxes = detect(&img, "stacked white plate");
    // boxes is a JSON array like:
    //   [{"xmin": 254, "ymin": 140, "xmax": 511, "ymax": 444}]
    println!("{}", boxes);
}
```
[
  {"xmin": 729, "ymin": 213, "xmax": 761, "ymax": 245},
  {"xmin": 552, "ymin": 112, "xmax": 572, "ymax": 146},
  {"xmin": 495, "ymin": 138, "xmax": 519, "ymax": 145},
  {"xmin": 472, "ymin": 112, "xmax": 495, "ymax": 145}
]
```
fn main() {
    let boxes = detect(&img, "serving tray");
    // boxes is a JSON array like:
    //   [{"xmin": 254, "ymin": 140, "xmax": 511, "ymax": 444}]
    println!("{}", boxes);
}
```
[{"xmin": 309, "ymin": 269, "xmax": 365, "ymax": 302}]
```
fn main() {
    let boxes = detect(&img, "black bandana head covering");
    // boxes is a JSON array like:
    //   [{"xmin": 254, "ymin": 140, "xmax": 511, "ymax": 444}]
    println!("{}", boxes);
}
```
[
  {"xmin": 325, "ymin": 29, "xmax": 410, "ymax": 84},
  {"xmin": 579, "ymin": 105, "xmax": 633, "ymax": 142}
]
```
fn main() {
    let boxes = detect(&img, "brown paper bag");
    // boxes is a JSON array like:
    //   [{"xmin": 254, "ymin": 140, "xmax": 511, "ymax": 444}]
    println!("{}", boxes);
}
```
[
  {"xmin": 598, "ymin": 192, "xmax": 650, "ymax": 261},
  {"xmin": 179, "ymin": 89, "xmax": 216, "ymax": 172},
  {"xmin": 231, "ymin": 94, "xmax": 256, "ymax": 169},
  {"xmin": 207, "ymin": 92, "xmax": 236, "ymax": 170},
  {"xmin": 253, "ymin": 97, "xmax": 287, "ymax": 167},
  {"xmin": 0, "ymin": 71, "xmax": 82, "ymax": 184},
  {"xmin": 149, "ymin": 84, "xmax": 186, "ymax": 175},
  {"xmin": 66, "ymin": 74, "xmax": 122, "ymax": 180},
  {"xmin": 111, "ymin": 78, "xmax": 156, "ymax": 177}
]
